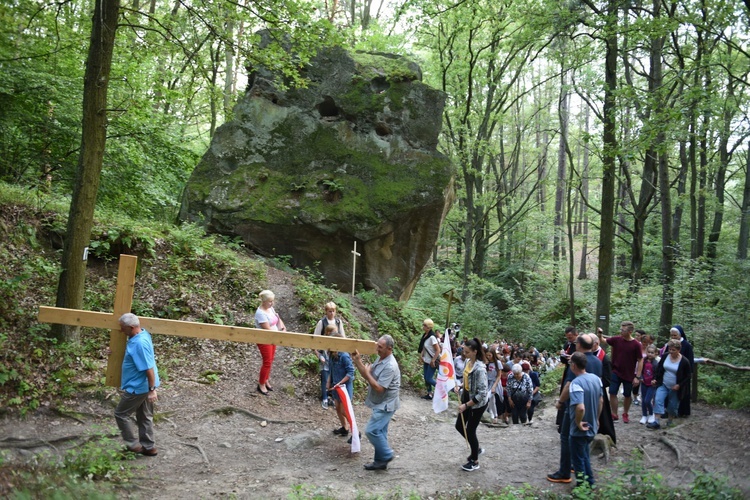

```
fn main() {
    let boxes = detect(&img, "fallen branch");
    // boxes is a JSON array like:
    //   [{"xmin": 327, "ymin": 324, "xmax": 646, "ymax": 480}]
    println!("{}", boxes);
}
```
[
  {"xmin": 701, "ymin": 358, "xmax": 750, "ymax": 371},
  {"xmin": 179, "ymin": 441, "xmax": 209, "ymax": 465},
  {"xmin": 658, "ymin": 436, "xmax": 681, "ymax": 466},
  {"xmin": 201, "ymin": 406, "xmax": 311, "ymax": 424}
]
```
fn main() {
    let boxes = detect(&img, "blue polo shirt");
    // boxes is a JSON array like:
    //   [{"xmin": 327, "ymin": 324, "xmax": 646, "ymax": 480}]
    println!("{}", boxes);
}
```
[{"xmin": 121, "ymin": 329, "xmax": 160, "ymax": 395}]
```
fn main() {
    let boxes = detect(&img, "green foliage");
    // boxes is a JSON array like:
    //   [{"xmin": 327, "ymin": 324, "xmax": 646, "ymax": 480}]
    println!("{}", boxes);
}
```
[
  {"xmin": 538, "ymin": 364, "xmax": 564, "ymax": 398},
  {"xmin": 62, "ymin": 430, "xmax": 135, "ymax": 482},
  {"xmin": 358, "ymin": 290, "xmax": 423, "ymax": 387},
  {"xmin": 698, "ymin": 369, "xmax": 750, "ymax": 410},
  {"xmin": 290, "ymin": 354, "xmax": 320, "ymax": 378}
]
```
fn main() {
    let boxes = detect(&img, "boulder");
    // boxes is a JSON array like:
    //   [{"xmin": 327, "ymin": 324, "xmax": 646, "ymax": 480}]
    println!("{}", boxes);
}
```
[{"xmin": 179, "ymin": 46, "xmax": 454, "ymax": 300}]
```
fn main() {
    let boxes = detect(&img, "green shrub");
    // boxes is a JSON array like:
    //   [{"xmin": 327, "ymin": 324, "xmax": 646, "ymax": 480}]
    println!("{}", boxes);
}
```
[{"xmin": 62, "ymin": 432, "xmax": 135, "ymax": 482}]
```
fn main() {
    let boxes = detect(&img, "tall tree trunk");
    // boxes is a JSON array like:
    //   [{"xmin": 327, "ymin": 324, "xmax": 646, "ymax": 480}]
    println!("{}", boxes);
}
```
[
  {"xmin": 697, "ymin": 65, "xmax": 711, "ymax": 257},
  {"xmin": 630, "ymin": 2, "xmax": 663, "ymax": 290},
  {"xmin": 707, "ymin": 66, "xmax": 736, "ymax": 261},
  {"xmin": 739, "ymin": 142, "xmax": 750, "ymax": 259},
  {"xmin": 554, "ymin": 68, "xmax": 569, "ymax": 276},
  {"xmin": 54, "ymin": 0, "xmax": 121, "ymax": 342},
  {"xmin": 659, "ymin": 145, "xmax": 674, "ymax": 338},
  {"xmin": 566, "ymin": 117, "xmax": 576, "ymax": 326},
  {"xmin": 578, "ymin": 106, "xmax": 590, "ymax": 280},
  {"xmin": 652, "ymin": 0, "xmax": 673, "ymax": 338},
  {"xmin": 223, "ymin": 5, "xmax": 236, "ymax": 121},
  {"xmin": 673, "ymin": 139, "xmax": 688, "ymax": 249},
  {"xmin": 689, "ymin": 22, "xmax": 704, "ymax": 259},
  {"xmin": 595, "ymin": 0, "xmax": 619, "ymax": 337}
]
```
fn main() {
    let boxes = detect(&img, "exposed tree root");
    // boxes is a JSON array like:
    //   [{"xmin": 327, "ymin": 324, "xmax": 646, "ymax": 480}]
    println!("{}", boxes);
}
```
[
  {"xmin": 50, "ymin": 407, "xmax": 101, "ymax": 424},
  {"xmin": 179, "ymin": 441, "xmax": 209, "ymax": 465},
  {"xmin": 201, "ymin": 406, "xmax": 311, "ymax": 424},
  {"xmin": 658, "ymin": 436, "xmax": 681, "ymax": 466},
  {"xmin": 637, "ymin": 444, "xmax": 652, "ymax": 463},
  {"xmin": 0, "ymin": 431, "xmax": 116, "ymax": 450}
]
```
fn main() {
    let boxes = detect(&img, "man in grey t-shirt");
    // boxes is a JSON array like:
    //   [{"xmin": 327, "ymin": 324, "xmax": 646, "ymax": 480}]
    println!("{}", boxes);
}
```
[{"xmin": 353, "ymin": 335, "xmax": 401, "ymax": 471}]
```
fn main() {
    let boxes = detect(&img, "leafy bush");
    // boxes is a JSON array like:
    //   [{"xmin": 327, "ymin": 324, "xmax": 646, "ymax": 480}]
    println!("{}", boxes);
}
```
[{"xmin": 62, "ymin": 431, "xmax": 135, "ymax": 482}]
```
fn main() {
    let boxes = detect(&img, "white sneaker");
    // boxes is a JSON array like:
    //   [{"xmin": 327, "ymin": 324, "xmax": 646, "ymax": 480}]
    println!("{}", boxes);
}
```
[
  {"xmin": 647, "ymin": 414, "xmax": 656, "ymax": 424},
  {"xmin": 322, "ymin": 400, "xmax": 329, "ymax": 410},
  {"xmin": 640, "ymin": 416, "xmax": 648, "ymax": 424}
]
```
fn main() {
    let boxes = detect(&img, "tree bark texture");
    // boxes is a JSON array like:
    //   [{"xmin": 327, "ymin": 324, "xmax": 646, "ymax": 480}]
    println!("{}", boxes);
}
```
[
  {"xmin": 596, "ymin": 0, "xmax": 619, "ymax": 337},
  {"xmin": 54, "ymin": 0, "xmax": 121, "ymax": 342},
  {"xmin": 578, "ymin": 106, "xmax": 590, "ymax": 280},
  {"xmin": 738, "ymin": 142, "xmax": 750, "ymax": 259}
]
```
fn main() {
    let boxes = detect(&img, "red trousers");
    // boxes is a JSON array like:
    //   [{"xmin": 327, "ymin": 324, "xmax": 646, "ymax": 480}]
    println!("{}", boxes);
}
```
[{"xmin": 258, "ymin": 344, "xmax": 276, "ymax": 384}]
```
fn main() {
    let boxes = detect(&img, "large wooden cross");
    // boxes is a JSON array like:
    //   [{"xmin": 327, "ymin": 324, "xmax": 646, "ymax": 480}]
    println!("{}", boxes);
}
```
[{"xmin": 38, "ymin": 255, "xmax": 377, "ymax": 388}]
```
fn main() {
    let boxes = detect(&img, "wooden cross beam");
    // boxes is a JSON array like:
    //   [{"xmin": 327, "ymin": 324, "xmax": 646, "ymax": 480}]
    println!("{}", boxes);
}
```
[{"xmin": 38, "ymin": 255, "xmax": 377, "ymax": 388}]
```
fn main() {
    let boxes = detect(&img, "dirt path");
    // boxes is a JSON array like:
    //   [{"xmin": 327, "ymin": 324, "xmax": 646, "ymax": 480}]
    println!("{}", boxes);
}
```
[{"xmin": 1, "ymin": 357, "xmax": 749, "ymax": 499}]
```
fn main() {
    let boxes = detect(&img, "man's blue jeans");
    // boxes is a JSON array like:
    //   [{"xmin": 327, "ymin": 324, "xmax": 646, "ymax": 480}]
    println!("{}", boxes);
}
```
[
  {"xmin": 365, "ymin": 408, "xmax": 395, "ymax": 462},
  {"xmin": 320, "ymin": 366, "xmax": 330, "ymax": 401},
  {"xmin": 570, "ymin": 434, "xmax": 595, "ymax": 486}
]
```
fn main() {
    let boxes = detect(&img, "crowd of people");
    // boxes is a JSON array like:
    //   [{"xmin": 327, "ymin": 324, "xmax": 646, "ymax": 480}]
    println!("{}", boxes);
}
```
[{"xmin": 110, "ymin": 290, "xmax": 695, "ymax": 483}]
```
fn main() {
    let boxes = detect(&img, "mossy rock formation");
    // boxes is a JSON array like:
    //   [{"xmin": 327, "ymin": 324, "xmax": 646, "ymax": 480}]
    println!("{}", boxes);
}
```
[{"xmin": 179, "ymin": 46, "xmax": 454, "ymax": 300}]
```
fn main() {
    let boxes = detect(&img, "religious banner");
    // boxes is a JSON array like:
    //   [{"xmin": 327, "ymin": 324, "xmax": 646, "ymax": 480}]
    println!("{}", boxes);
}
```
[{"xmin": 432, "ymin": 332, "xmax": 456, "ymax": 413}]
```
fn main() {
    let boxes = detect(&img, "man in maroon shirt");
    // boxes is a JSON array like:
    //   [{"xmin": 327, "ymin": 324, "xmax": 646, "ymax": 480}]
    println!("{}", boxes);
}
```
[{"xmin": 598, "ymin": 321, "xmax": 643, "ymax": 423}]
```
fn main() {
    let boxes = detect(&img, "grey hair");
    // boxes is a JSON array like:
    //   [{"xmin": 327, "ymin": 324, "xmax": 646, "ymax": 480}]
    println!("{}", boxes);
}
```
[
  {"xmin": 259, "ymin": 290, "xmax": 275, "ymax": 303},
  {"xmin": 380, "ymin": 334, "xmax": 394, "ymax": 349},
  {"xmin": 511, "ymin": 363, "xmax": 523, "ymax": 374},
  {"xmin": 119, "ymin": 313, "xmax": 140, "ymax": 327}
]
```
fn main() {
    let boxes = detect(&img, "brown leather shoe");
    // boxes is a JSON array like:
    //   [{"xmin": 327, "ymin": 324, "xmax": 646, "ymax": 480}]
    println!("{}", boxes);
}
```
[
  {"xmin": 126, "ymin": 445, "xmax": 144, "ymax": 454},
  {"xmin": 141, "ymin": 447, "xmax": 158, "ymax": 456}
]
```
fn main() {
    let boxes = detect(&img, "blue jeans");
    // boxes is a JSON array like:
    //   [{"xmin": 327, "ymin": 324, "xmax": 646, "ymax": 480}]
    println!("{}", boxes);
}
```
[
  {"xmin": 423, "ymin": 362, "xmax": 437, "ymax": 393},
  {"xmin": 557, "ymin": 404, "xmax": 572, "ymax": 477},
  {"xmin": 640, "ymin": 384, "xmax": 656, "ymax": 416},
  {"xmin": 570, "ymin": 435, "xmax": 595, "ymax": 486},
  {"xmin": 365, "ymin": 408, "xmax": 395, "ymax": 462},
  {"xmin": 320, "ymin": 366, "xmax": 330, "ymax": 401},
  {"xmin": 654, "ymin": 385, "xmax": 679, "ymax": 417}
]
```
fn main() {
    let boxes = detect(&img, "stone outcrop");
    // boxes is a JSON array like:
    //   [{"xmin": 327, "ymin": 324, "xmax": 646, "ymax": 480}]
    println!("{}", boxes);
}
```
[{"xmin": 179, "ymin": 45, "xmax": 454, "ymax": 300}]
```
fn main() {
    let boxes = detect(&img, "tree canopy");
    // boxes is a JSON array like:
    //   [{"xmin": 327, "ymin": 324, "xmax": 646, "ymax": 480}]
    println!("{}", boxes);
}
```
[{"xmin": 1, "ymin": 0, "xmax": 749, "ymax": 358}]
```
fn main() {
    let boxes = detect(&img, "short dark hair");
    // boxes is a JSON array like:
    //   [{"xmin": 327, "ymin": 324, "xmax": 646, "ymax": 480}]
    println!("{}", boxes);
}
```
[
  {"xmin": 571, "ymin": 351, "xmax": 587, "ymax": 370},
  {"xmin": 565, "ymin": 326, "xmax": 577, "ymax": 335}
]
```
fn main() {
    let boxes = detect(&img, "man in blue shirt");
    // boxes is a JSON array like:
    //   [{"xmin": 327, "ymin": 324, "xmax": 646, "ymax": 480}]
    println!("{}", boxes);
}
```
[
  {"xmin": 568, "ymin": 351, "xmax": 603, "ymax": 488},
  {"xmin": 115, "ymin": 313, "xmax": 160, "ymax": 456}
]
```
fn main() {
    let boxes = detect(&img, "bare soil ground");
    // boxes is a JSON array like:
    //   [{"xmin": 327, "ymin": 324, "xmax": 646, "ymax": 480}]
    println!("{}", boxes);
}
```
[
  {"xmin": 1, "ymin": 265, "xmax": 748, "ymax": 498},
  {"xmin": 1, "ymin": 349, "xmax": 749, "ymax": 499}
]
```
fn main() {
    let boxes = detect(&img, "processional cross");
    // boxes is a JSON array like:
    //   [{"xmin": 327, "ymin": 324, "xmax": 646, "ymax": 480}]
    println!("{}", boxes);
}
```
[{"xmin": 38, "ymin": 255, "xmax": 377, "ymax": 387}]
